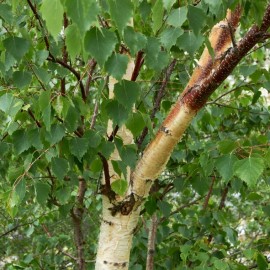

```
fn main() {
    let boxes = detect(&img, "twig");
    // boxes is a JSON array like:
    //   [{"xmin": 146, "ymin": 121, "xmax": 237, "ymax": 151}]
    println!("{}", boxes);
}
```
[
  {"xmin": 146, "ymin": 213, "xmax": 158, "ymax": 270},
  {"xmin": 98, "ymin": 152, "xmax": 111, "ymax": 192},
  {"xmin": 28, "ymin": 109, "xmax": 42, "ymax": 128},
  {"xmin": 159, "ymin": 196, "xmax": 203, "ymax": 224},
  {"xmin": 70, "ymin": 178, "xmax": 87, "ymax": 270},
  {"xmin": 90, "ymin": 101, "xmax": 99, "ymax": 129},
  {"xmin": 203, "ymin": 176, "xmax": 215, "ymax": 209},
  {"xmin": 131, "ymin": 51, "xmax": 144, "ymax": 81},
  {"xmin": 42, "ymin": 224, "xmax": 77, "ymax": 261},
  {"xmin": 85, "ymin": 59, "xmax": 97, "ymax": 98},
  {"xmin": 137, "ymin": 59, "xmax": 177, "ymax": 147}
]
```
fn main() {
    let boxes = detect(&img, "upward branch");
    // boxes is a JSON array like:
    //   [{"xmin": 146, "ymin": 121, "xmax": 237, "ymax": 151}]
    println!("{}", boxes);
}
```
[{"xmin": 131, "ymin": 3, "xmax": 270, "ymax": 198}]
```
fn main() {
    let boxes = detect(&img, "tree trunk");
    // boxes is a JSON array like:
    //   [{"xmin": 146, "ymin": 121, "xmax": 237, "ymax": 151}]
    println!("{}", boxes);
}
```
[{"xmin": 94, "ymin": 4, "xmax": 270, "ymax": 269}]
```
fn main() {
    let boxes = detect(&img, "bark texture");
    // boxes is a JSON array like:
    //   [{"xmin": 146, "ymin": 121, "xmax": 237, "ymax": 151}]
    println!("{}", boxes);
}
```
[{"xmin": 95, "ymin": 4, "xmax": 270, "ymax": 269}]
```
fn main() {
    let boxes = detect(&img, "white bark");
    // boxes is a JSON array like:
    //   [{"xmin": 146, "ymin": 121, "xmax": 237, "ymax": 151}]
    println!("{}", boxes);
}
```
[{"xmin": 95, "ymin": 198, "xmax": 140, "ymax": 270}]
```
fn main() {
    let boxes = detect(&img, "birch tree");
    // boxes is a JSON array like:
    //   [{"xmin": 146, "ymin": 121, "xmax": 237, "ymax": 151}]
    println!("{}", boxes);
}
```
[{"xmin": 1, "ymin": 1, "xmax": 270, "ymax": 269}]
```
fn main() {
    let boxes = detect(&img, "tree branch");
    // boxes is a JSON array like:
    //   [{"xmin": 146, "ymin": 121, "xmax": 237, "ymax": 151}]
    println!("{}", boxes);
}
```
[
  {"xmin": 70, "ymin": 178, "xmax": 87, "ymax": 270},
  {"xmin": 85, "ymin": 59, "xmax": 97, "ymax": 98},
  {"xmin": 137, "ymin": 59, "xmax": 177, "ymax": 147},
  {"xmin": 28, "ymin": 109, "xmax": 42, "ymax": 128},
  {"xmin": 146, "ymin": 213, "xmax": 158, "ymax": 270},
  {"xmin": 203, "ymin": 176, "xmax": 215, "ymax": 210}
]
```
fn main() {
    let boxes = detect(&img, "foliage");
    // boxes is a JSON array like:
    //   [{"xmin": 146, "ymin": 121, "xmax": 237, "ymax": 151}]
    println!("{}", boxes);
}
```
[{"xmin": 0, "ymin": 0, "xmax": 270, "ymax": 269}]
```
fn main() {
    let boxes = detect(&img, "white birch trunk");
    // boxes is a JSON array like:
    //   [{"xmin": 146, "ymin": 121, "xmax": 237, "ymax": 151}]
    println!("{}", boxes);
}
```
[{"xmin": 95, "ymin": 8, "xmax": 242, "ymax": 270}]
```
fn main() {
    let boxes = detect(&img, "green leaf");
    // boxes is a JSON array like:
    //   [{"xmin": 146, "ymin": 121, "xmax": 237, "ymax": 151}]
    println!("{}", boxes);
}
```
[
  {"xmin": 84, "ymin": 27, "xmax": 117, "ymax": 67},
  {"xmin": 215, "ymin": 154, "xmax": 237, "ymax": 182},
  {"xmin": 218, "ymin": 140, "xmax": 238, "ymax": 154},
  {"xmin": 187, "ymin": 5, "xmax": 206, "ymax": 36},
  {"xmin": 12, "ymin": 130, "xmax": 31, "ymax": 155},
  {"xmin": 162, "ymin": 0, "xmax": 175, "ymax": 10},
  {"xmin": 45, "ymin": 124, "xmax": 65, "ymax": 145},
  {"xmin": 111, "ymin": 179, "xmax": 128, "ymax": 196},
  {"xmin": 158, "ymin": 201, "xmax": 172, "ymax": 218},
  {"xmin": 234, "ymin": 157, "xmax": 265, "ymax": 187},
  {"xmin": 65, "ymin": 0, "xmax": 100, "ymax": 35},
  {"xmin": 13, "ymin": 71, "xmax": 32, "ymax": 88},
  {"xmin": 0, "ymin": 93, "xmax": 23, "ymax": 117},
  {"xmin": 65, "ymin": 24, "xmax": 81, "ymax": 63},
  {"xmin": 262, "ymin": 205, "xmax": 270, "ymax": 217},
  {"xmin": 105, "ymin": 53, "xmax": 129, "ymax": 80},
  {"xmin": 159, "ymin": 27, "xmax": 183, "ymax": 50},
  {"xmin": 3, "ymin": 37, "xmax": 30, "ymax": 62},
  {"xmin": 177, "ymin": 31, "xmax": 204, "ymax": 56},
  {"xmin": 84, "ymin": 130, "xmax": 101, "ymax": 148},
  {"xmin": 114, "ymin": 80, "xmax": 140, "ymax": 109},
  {"xmin": 29, "ymin": 129, "xmax": 43, "ymax": 150},
  {"xmin": 152, "ymin": 0, "xmax": 164, "ymax": 34},
  {"xmin": 0, "ymin": 4, "xmax": 13, "ymax": 24},
  {"xmin": 106, "ymin": 100, "xmax": 129, "ymax": 126},
  {"xmin": 109, "ymin": 0, "xmax": 133, "ymax": 34},
  {"xmin": 123, "ymin": 26, "xmax": 147, "ymax": 56},
  {"xmin": 40, "ymin": 0, "xmax": 64, "ymax": 41},
  {"xmin": 35, "ymin": 50, "xmax": 49, "ymax": 66},
  {"xmin": 126, "ymin": 113, "xmax": 146, "ymax": 137},
  {"xmin": 167, "ymin": 7, "xmax": 187, "ymax": 28},
  {"xmin": 145, "ymin": 37, "xmax": 169, "ymax": 71},
  {"xmin": 55, "ymin": 187, "xmax": 72, "ymax": 204},
  {"xmin": 35, "ymin": 182, "xmax": 50, "ymax": 205},
  {"xmin": 9, "ymin": 179, "xmax": 26, "ymax": 207},
  {"xmin": 33, "ymin": 67, "xmax": 51, "ymax": 85},
  {"xmin": 65, "ymin": 105, "xmax": 80, "ymax": 132},
  {"xmin": 51, "ymin": 157, "xmax": 69, "ymax": 181},
  {"xmin": 145, "ymin": 197, "xmax": 157, "ymax": 215},
  {"xmin": 257, "ymin": 252, "xmax": 268, "ymax": 270},
  {"xmin": 39, "ymin": 90, "xmax": 51, "ymax": 131},
  {"xmin": 69, "ymin": 137, "xmax": 89, "ymax": 161}
]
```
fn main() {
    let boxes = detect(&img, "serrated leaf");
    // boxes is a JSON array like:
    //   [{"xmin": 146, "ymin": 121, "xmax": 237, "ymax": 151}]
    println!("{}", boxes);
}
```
[
  {"xmin": 218, "ymin": 140, "xmax": 238, "ymax": 154},
  {"xmin": 65, "ymin": 105, "xmax": 80, "ymax": 132},
  {"xmin": 0, "ymin": 93, "xmax": 23, "ymax": 117},
  {"xmin": 39, "ymin": 90, "xmax": 51, "ymax": 131},
  {"xmin": 234, "ymin": 157, "xmax": 265, "ymax": 187},
  {"xmin": 65, "ymin": 0, "xmax": 100, "ymax": 35},
  {"xmin": 145, "ymin": 37, "xmax": 169, "ymax": 71},
  {"xmin": 109, "ymin": 0, "xmax": 133, "ymax": 34},
  {"xmin": 215, "ymin": 154, "xmax": 237, "ymax": 182},
  {"xmin": 106, "ymin": 100, "xmax": 129, "ymax": 126},
  {"xmin": 40, "ymin": 0, "xmax": 64, "ymax": 41},
  {"xmin": 167, "ymin": 7, "xmax": 187, "ymax": 28},
  {"xmin": 10, "ymin": 179, "xmax": 26, "ymax": 207},
  {"xmin": 126, "ymin": 113, "xmax": 146, "ymax": 137},
  {"xmin": 3, "ymin": 37, "xmax": 30, "ymax": 62},
  {"xmin": 65, "ymin": 24, "xmax": 81, "ymax": 63},
  {"xmin": 105, "ymin": 53, "xmax": 129, "ymax": 80},
  {"xmin": 33, "ymin": 67, "xmax": 51, "ymax": 85},
  {"xmin": 69, "ymin": 137, "xmax": 89, "ymax": 161},
  {"xmin": 13, "ymin": 71, "xmax": 32, "ymax": 88},
  {"xmin": 123, "ymin": 26, "xmax": 147, "ymax": 56},
  {"xmin": 177, "ymin": 31, "xmax": 204, "ymax": 55},
  {"xmin": 12, "ymin": 130, "xmax": 31, "ymax": 155},
  {"xmin": 152, "ymin": 0, "xmax": 164, "ymax": 33},
  {"xmin": 51, "ymin": 157, "xmax": 69, "ymax": 180},
  {"xmin": 84, "ymin": 130, "xmax": 101, "ymax": 148},
  {"xmin": 35, "ymin": 182, "xmax": 50, "ymax": 205},
  {"xmin": 55, "ymin": 187, "xmax": 71, "ymax": 204},
  {"xmin": 159, "ymin": 27, "xmax": 183, "ymax": 50},
  {"xmin": 111, "ymin": 179, "xmax": 128, "ymax": 196},
  {"xmin": 28, "ymin": 128, "xmax": 43, "ymax": 150},
  {"xmin": 35, "ymin": 50, "xmax": 49, "ymax": 66},
  {"xmin": 187, "ymin": 5, "xmax": 206, "ymax": 36},
  {"xmin": 114, "ymin": 80, "xmax": 140, "ymax": 109},
  {"xmin": 158, "ymin": 201, "xmax": 172, "ymax": 218},
  {"xmin": 84, "ymin": 27, "xmax": 117, "ymax": 67},
  {"xmin": 45, "ymin": 124, "xmax": 65, "ymax": 145}
]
